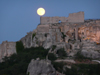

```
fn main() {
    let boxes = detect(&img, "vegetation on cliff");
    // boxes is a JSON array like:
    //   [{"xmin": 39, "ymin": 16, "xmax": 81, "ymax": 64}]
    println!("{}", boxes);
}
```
[
  {"xmin": 48, "ymin": 53, "xmax": 57, "ymax": 61},
  {"xmin": 0, "ymin": 46, "xmax": 100, "ymax": 75},
  {"xmin": 61, "ymin": 32, "xmax": 66, "ymax": 39},
  {"xmin": 0, "ymin": 47, "xmax": 49, "ymax": 75},
  {"xmin": 32, "ymin": 33, "xmax": 36, "ymax": 39},
  {"xmin": 75, "ymin": 51, "xmax": 92, "ymax": 61},
  {"xmin": 57, "ymin": 48, "xmax": 67, "ymax": 58},
  {"xmin": 52, "ymin": 62, "xmax": 100, "ymax": 75},
  {"xmin": 16, "ymin": 41, "xmax": 24, "ymax": 53}
]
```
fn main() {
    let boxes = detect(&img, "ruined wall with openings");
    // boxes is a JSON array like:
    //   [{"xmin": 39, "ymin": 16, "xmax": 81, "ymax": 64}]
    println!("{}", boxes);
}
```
[
  {"xmin": 40, "ymin": 11, "xmax": 84, "ymax": 24},
  {"xmin": 40, "ymin": 17, "xmax": 67, "ymax": 24}
]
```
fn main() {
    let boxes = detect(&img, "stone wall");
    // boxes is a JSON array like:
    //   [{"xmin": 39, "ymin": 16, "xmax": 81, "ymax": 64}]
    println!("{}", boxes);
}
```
[
  {"xmin": 37, "ymin": 24, "xmax": 50, "ymax": 32},
  {"xmin": 40, "ymin": 11, "xmax": 84, "ymax": 24},
  {"xmin": 0, "ymin": 41, "xmax": 16, "ymax": 61},
  {"xmin": 67, "ymin": 11, "xmax": 84, "ymax": 23},
  {"xmin": 40, "ymin": 17, "xmax": 67, "ymax": 24},
  {"xmin": 96, "ymin": 20, "xmax": 100, "ymax": 24}
]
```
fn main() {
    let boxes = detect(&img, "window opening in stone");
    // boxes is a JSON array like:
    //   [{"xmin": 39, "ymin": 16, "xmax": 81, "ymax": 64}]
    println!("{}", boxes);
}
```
[{"xmin": 59, "ymin": 20, "xmax": 61, "ymax": 23}]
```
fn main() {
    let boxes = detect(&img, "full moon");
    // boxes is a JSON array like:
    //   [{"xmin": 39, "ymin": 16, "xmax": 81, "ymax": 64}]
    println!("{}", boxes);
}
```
[{"xmin": 37, "ymin": 8, "xmax": 45, "ymax": 16}]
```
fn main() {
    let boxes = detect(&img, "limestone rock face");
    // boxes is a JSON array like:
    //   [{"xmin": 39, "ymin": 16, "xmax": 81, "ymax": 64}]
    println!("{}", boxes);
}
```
[
  {"xmin": 32, "ymin": 25, "xmax": 63, "ymax": 49},
  {"xmin": 0, "ymin": 41, "xmax": 16, "ymax": 61},
  {"xmin": 34, "ymin": 32, "xmax": 47, "ymax": 47},
  {"xmin": 81, "ymin": 50, "xmax": 100, "ymax": 59},
  {"xmin": 43, "ymin": 33, "xmax": 53, "ymax": 49},
  {"xmin": 20, "ymin": 19, "xmax": 100, "ymax": 59},
  {"xmin": 20, "ymin": 31, "xmax": 33, "ymax": 48},
  {"xmin": 1, "ymin": 13, "xmax": 100, "ymax": 61},
  {"xmin": 78, "ymin": 25, "xmax": 100, "ymax": 43},
  {"xmin": 27, "ymin": 59, "xmax": 56, "ymax": 75},
  {"xmin": 81, "ymin": 40, "xmax": 100, "ymax": 59}
]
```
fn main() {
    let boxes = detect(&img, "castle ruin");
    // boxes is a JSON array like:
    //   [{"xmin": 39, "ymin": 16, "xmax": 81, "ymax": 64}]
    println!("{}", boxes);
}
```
[
  {"xmin": 40, "ymin": 11, "xmax": 84, "ymax": 24},
  {"xmin": 34, "ymin": 11, "xmax": 100, "ymax": 58},
  {"xmin": 37, "ymin": 11, "xmax": 100, "ymax": 43},
  {"xmin": 0, "ymin": 11, "xmax": 100, "ymax": 61}
]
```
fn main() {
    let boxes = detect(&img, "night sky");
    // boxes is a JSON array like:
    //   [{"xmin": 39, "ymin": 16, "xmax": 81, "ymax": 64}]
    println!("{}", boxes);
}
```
[{"xmin": 0, "ymin": 0, "xmax": 100, "ymax": 44}]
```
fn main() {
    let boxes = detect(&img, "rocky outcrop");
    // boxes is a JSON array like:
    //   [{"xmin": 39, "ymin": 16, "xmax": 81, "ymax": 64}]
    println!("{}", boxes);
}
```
[
  {"xmin": 0, "ymin": 41, "xmax": 16, "ymax": 62},
  {"xmin": 19, "ymin": 19, "xmax": 100, "ymax": 59},
  {"xmin": 25, "ymin": 24, "xmax": 63, "ymax": 49},
  {"xmin": 20, "ymin": 31, "xmax": 33, "ymax": 48},
  {"xmin": 81, "ymin": 40, "xmax": 100, "ymax": 59},
  {"xmin": 27, "ymin": 59, "xmax": 56, "ymax": 75},
  {"xmin": 43, "ymin": 28, "xmax": 63, "ymax": 49},
  {"xmin": 43, "ymin": 33, "xmax": 54, "ymax": 49},
  {"xmin": 0, "ymin": 12, "xmax": 100, "ymax": 64},
  {"xmin": 78, "ymin": 25, "xmax": 100, "ymax": 43}
]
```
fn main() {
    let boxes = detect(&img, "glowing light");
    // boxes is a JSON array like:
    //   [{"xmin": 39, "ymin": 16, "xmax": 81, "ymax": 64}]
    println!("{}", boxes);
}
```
[
  {"xmin": 88, "ymin": 37, "xmax": 90, "ymax": 39},
  {"xmin": 37, "ymin": 8, "xmax": 45, "ymax": 16}
]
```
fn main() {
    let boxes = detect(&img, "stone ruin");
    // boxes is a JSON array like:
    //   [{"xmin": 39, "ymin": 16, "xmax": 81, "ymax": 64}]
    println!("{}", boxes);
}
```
[
  {"xmin": 0, "ymin": 11, "xmax": 100, "ymax": 75},
  {"xmin": 0, "ymin": 41, "xmax": 16, "ymax": 62},
  {"xmin": 40, "ymin": 11, "xmax": 84, "ymax": 24},
  {"xmin": 0, "ymin": 11, "xmax": 100, "ymax": 60},
  {"xmin": 31, "ymin": 11, "xmax": 100, "ymax": 59}
]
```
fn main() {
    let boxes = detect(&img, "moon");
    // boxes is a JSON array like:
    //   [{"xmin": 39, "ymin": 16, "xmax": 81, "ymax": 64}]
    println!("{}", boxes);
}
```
[{"xmin": 37, "ymin": 8, "xmax": 45, "ymax": 16}]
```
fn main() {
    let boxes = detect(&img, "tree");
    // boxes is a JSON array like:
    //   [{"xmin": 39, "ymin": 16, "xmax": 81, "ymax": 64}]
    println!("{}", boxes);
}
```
[
  {"xmin": 48, "ymin": 53, "xmax": 57, "ymax": 61},
  {"xmin": 57, "ymin": 48, "xmax": 67, "ymax": 58},
  {"xmin": 16, "ymin": 41, "xmax": 24, "ymax": 53}
]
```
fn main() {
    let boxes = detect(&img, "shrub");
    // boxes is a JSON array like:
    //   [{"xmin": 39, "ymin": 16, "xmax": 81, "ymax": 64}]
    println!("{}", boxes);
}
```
[
  {"xmin": 63, "ymin": 64, "xmax": 100, "ymax": 75},
  {"xmin": 27, "ymin": 72, "xmax": 30, "ymax": 75},
  {"xmin": 52, "ymin": 45, "xmax": 56, "ymax": 51},
  {"xmin": 51, "ymin": 62, "xmax": 65, "ymax": 73},
  {"xmin": 32, "ymin": 33, "xmax": 36, "ymax": 39},
  {"xmin": 75, "ymin": 51, "xmax": 91, "ymax": 60},
  {"xmin": 16, "ymin": 41, "xmax": 24, "ymax": 53},
  {"xmin": 68, "ymin": 39, "xmax": 75, "ymax": 43},
  {"xmin": 48, "ymin": 53, "xmax": 57, "ymax": 61},
  {"xmin": 44, "ymin": 33, "xmax": 47, "ymax": 37},
  {"xmin": 0, "ymin": 47, "xmax": 49, "ymax": 75},
  {"xmin": 57, "ymin": 48, "xmax": 67, "ymax": 57},
  {"xmin": 61, "ymin": 32, "xmax": 66, "ymax": 39}
]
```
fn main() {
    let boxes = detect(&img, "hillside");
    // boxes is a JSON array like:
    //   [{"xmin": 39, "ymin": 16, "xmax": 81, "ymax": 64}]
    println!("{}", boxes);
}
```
[{"xmin": 0, "ymin": 11, "xmax": 100, "ymax": 75}]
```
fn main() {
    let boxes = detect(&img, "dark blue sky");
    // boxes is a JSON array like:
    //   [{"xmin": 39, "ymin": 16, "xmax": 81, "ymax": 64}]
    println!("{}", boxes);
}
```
[{"xmin": 0, "ymin": 0, "xmax": 100, "ymax": 44}]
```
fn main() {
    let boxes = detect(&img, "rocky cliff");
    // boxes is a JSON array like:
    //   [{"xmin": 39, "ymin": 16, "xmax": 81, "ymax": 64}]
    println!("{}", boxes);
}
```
[
  {"xmin": 0, "ymin": 12, "xmax": 100, "ymax": 75},
  {"xmin": 19, "ymin": 19, "xmax": 100, "ymax": 59},
  {"xmin": 0, "ymin": 12, "xmax": 100, "ymax": 60},
  {"xmin": 1, "ymin": 19, "xmax": 100, "ymax": 60}
]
